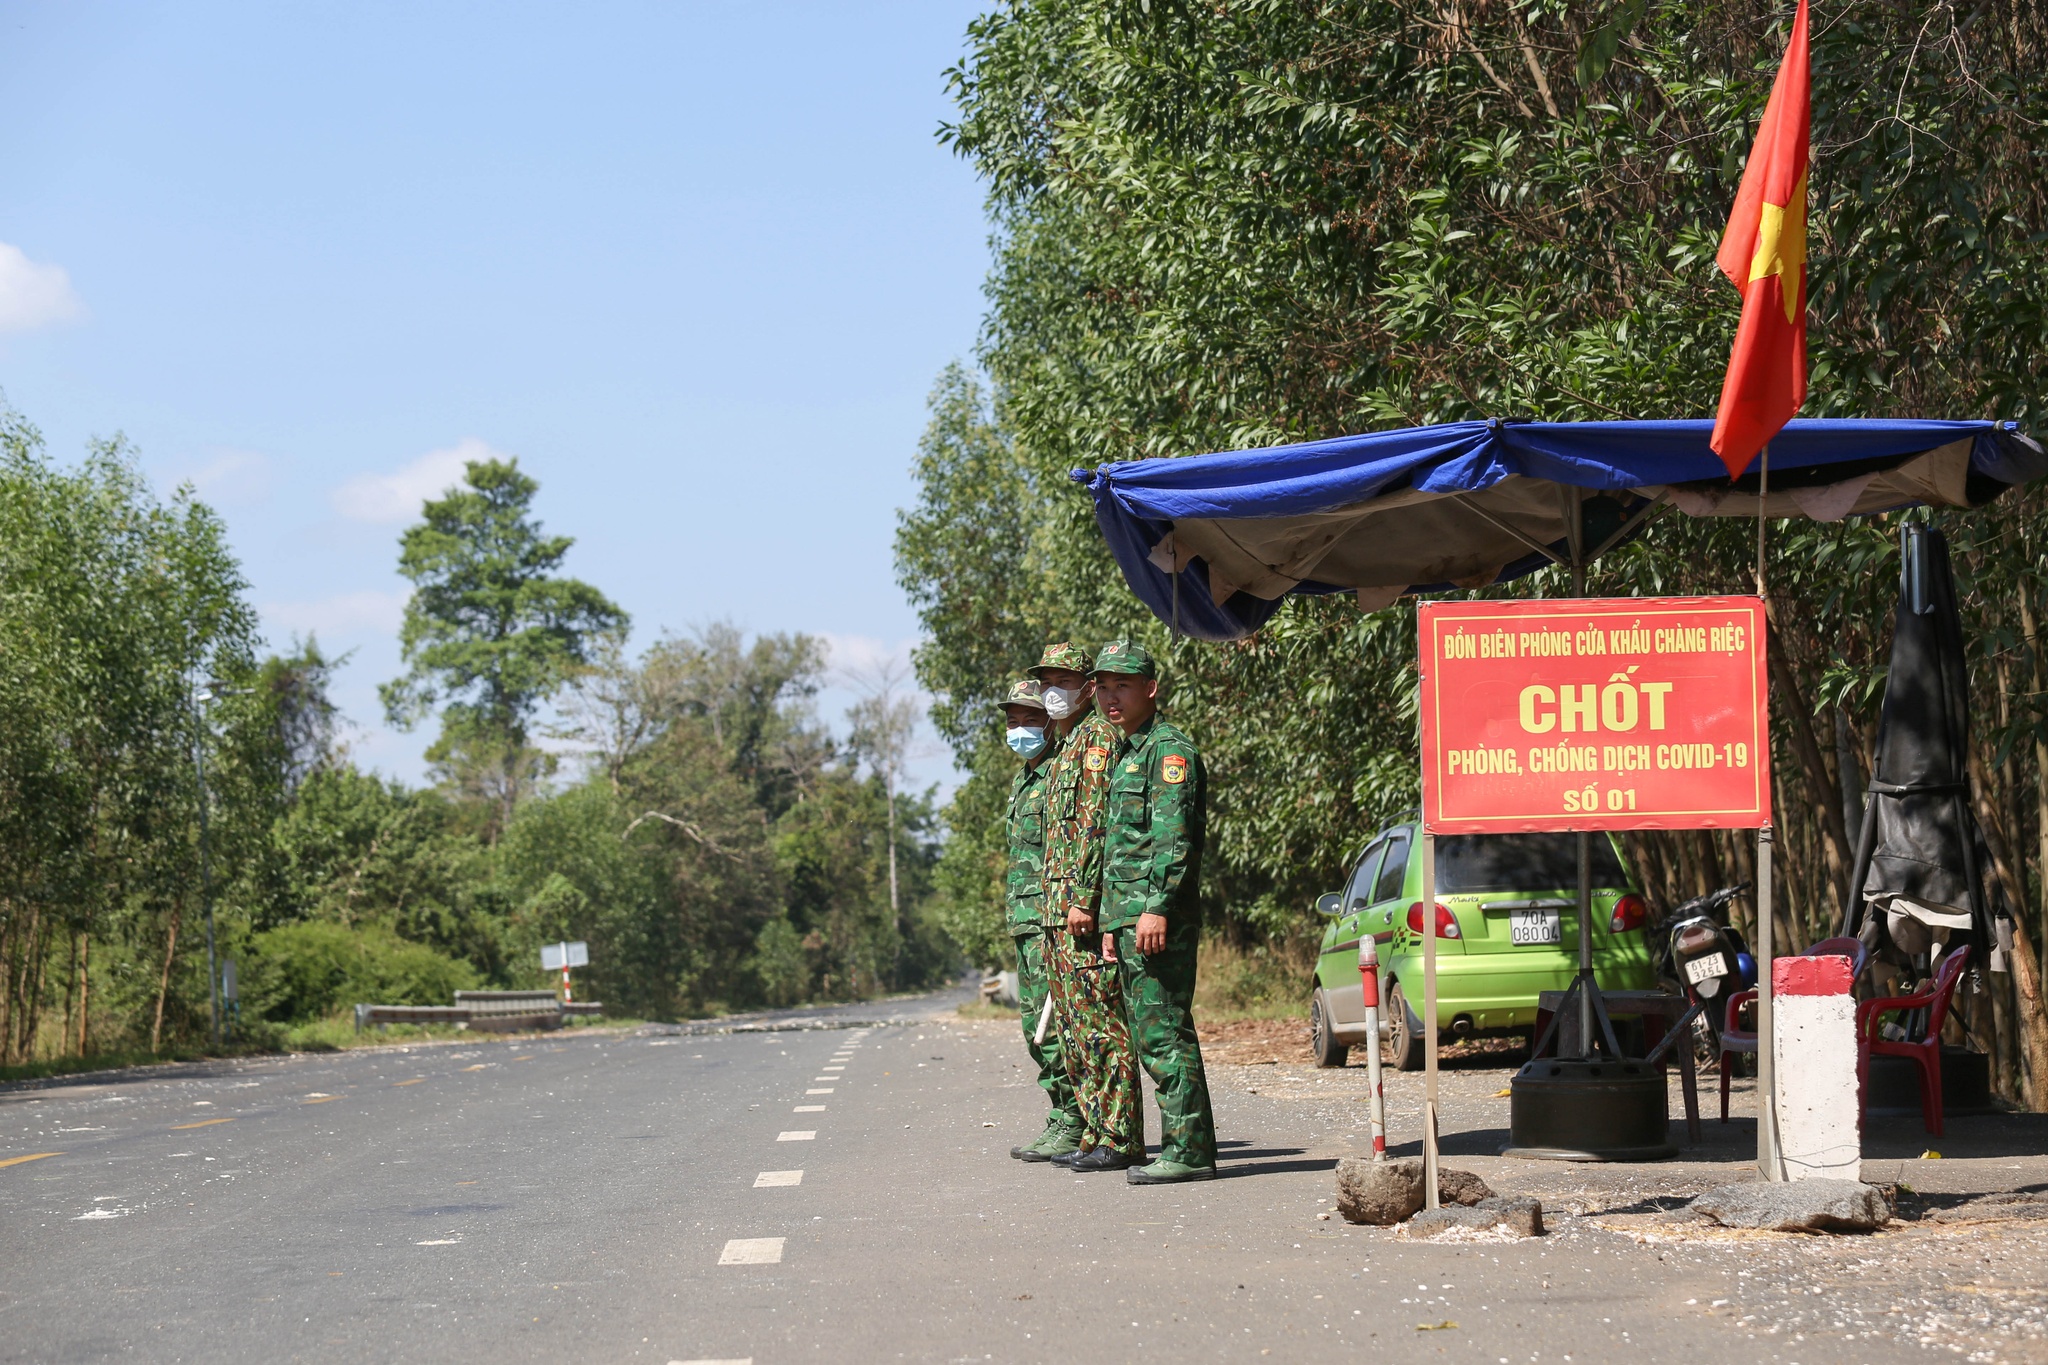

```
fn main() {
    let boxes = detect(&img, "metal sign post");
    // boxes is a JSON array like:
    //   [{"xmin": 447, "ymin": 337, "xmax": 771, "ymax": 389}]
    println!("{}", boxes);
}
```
[{"xmin": 1421, "ymin": 831, "xmax": 1441, "ymax": 1208}]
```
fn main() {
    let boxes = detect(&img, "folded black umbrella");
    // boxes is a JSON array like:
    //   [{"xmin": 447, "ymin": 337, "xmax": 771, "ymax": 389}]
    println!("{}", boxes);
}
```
[{"xmin": 1842, "ymin": 524, "xmax": 2004, "ymax": 967}]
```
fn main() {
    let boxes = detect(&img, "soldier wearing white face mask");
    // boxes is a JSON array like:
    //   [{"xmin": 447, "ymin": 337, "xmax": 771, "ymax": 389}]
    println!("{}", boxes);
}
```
[
  {"xmin": 1030, "ymin": 642, "xmax": 1144, "ymax": 1170},
  {"xmin": 999, "ymin": 678, "xmax": 1083, "ymax": 1160}
]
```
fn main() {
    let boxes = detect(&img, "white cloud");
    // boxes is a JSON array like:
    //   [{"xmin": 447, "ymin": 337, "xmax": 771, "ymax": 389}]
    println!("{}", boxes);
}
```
[
  {"xmin": 0, "ymin": 242, "xmax": 84, "ymax": 334},
  {"xmin": 167, "ymin": 449, "xmax": 274, "ymax": 507},
  {"xmin": 262, "ymin": 589, "xmax": 409, "ymax": 640},
  {"xmin": 820, "ymin": 632, "xmax": 918, "ymax": 682},
  {"xmin": 330, "ymin": 436, "xmax": 505, "ymax": 524}
]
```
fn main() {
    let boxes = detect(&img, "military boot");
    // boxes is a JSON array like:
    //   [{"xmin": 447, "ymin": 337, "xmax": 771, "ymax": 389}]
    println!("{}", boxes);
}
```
[
  {"xmin": 1010, "ymin": 1113, "xmax": 1064, "ymax": 1160},
  {"xmin": 1016, "ymin": 1117, "xmax": 1084, "ymax": 1163},
  {"xmin": 1125, "ymin": 1157, "xmax": 1217, "ymax": 1184}
]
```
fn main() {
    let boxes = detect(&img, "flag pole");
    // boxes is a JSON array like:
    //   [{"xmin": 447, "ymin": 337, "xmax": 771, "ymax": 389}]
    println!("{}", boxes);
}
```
[{"xmin": 1753, "ymin": 441, "xmax": 1784, "ymax": 1181}]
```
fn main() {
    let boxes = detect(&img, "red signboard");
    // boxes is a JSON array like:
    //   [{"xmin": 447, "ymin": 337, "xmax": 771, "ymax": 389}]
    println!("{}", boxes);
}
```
[{"xmin": 1419, "ymin": 596, "xmax": 1770, "ymax": 833}]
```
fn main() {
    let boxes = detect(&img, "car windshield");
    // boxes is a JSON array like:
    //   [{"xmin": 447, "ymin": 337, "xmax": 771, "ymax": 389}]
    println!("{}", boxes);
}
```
[{"xmin": 1435, "ymin": 834, "xmax": 1627, "ymax": 892}]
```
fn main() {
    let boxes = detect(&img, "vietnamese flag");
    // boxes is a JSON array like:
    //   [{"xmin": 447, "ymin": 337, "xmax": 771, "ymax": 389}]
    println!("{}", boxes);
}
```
[{"xmin": 1709, "ymin": 0, "xmax": 1811, "ymax": 481}]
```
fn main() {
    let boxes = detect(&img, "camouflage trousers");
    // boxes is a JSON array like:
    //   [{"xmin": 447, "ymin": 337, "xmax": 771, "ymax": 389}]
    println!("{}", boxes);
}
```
[
  {"xmin": 1015, "ymin": 929, "xmax": 1079, "ymax": 1125},
  {"xmin": 1111, "ymin": 922, "xmax": 1217, "ymax": 1169},
  {"xmin": 1046, "ymin": 925, "xmax": 1144, "ymax": 1156}
]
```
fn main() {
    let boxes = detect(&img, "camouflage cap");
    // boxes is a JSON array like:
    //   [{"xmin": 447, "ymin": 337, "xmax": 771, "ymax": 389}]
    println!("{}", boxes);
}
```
[
  {"xmin": 1027, "ymin": 642, "xmax": 1093, "ymax": 678},
  {"xmin": 994, "ymin": 678, "xmax": 1048, "ymax": 715},
  {"xmin": 1090, "ymin": 639, "xmax": 1158, "ymax": 678}
]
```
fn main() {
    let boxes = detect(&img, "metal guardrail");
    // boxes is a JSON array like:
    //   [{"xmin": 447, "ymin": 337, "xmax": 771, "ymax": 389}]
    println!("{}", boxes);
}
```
[{"xmin": 353, "ymin": 994, "xmax": 604, "ymax": 1033}]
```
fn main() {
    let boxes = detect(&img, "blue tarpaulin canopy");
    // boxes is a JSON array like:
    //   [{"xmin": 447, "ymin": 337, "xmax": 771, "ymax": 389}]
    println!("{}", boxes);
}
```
[{"xmin": 1073, "ymin": 418, "xmax": 2045, "ymax": 641}]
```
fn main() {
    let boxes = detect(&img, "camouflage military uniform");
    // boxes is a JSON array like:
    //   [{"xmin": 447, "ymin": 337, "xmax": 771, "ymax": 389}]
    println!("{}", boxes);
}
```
[
  {"xmin": 999, "ymin": 680, "xmax": 1080, "ymax": 1151},
  {"xmin": 1036, "ymin": 643, "xmax": 1144, "ymax": 1159},
  {"xmin": 1095, "ymin": 643, "xmax": 1217, "ymax": 1175}
]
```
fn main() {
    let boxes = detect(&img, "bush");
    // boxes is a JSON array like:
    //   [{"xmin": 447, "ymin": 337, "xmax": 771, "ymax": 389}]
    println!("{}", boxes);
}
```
[
  {"xmin": 247, "ymin": 921, "xmax": 481, "ymax": 1024},
  {"xmin": 752, "ymin": 915, "xmax": 810, "ymax": 1008}
]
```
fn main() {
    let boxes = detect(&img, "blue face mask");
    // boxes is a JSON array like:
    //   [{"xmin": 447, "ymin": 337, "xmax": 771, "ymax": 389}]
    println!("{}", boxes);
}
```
[{"xmin": 1006, "ymin": 725, "xmax": 1047, "ymax": 759}]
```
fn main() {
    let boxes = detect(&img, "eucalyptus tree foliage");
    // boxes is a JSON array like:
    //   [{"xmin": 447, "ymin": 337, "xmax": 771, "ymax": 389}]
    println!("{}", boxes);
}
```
[
  {"xmin": 911, "ymin": 0, "xmax": 2048, "ymax": 1053},
  {"xmin": 0, "ymin": 409, "xmax": 267, "ymax": 1058}
]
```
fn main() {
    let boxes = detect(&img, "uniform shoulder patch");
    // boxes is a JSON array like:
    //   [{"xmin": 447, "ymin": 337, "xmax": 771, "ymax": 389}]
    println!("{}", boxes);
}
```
[
  {"xmin": 1083, "ymin": 746, "xmax": 1108, "ymax": 772},
  {"xmin": 1160, "ymin": 752, "xmax": 1189, "ymax": 785}
]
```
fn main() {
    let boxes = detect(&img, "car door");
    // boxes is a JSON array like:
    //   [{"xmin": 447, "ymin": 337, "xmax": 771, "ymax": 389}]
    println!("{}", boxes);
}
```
[
  {"xmin": 1363, "ymin": 827, "xmax": 1412, "ymax": 949},
  {"xmin": 1321, "ymin": 839, "xmax": 1385, "ymax": 1026}
]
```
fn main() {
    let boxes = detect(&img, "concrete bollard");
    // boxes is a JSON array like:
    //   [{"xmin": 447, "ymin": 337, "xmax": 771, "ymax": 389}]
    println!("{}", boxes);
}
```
[{"xmin": 1772, "ymin": 954, "xmax": 1859, "ymax": 1182}]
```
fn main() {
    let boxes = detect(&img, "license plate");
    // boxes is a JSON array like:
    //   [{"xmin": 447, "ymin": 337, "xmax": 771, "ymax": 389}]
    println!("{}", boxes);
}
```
[
  {"xmin": 1684, "ymin": 953, "xmax": 1729, "ymax": 986},
  {"xmin": 1509, "ymin": 908, "xmax": 1561, "ymax": 945}
]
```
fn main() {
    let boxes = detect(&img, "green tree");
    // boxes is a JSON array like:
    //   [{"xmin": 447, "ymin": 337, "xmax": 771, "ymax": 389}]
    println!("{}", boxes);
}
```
[
  {"xmin": 0, "ymin": 407, "xmax": 264, "ymax": 1059},
  {"xmin": 381, "ymin": 457, "xmax": 626, "ymax": 831},
  {"xmin": 913, "ymin": 0, "xmax": 2048, "ymax": 1099}
]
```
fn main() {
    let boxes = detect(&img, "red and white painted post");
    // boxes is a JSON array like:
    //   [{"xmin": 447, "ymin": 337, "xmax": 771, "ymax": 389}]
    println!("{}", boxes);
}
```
[
  {"xmin": 1359, "ymin": 936, "xmax": 1387, "ymax": 1161},
  {"xmin": 1771, "ymin": 953, "xmax": 1859, "ymax": 1182}
]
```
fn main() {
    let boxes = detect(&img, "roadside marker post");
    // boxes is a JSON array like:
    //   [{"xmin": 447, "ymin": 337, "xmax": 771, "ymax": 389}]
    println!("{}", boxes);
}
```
[
  {"xmin": 1772, "ymin": 952, "xmax": 1859, "ymax": 1181},
  {"xmin": 541, "ymin": 941, "xmax": 589, "ymax": 1003},
  {"xmin": 1357, "ymin": 936, "xmax": 1387, "ymax": 1161}
]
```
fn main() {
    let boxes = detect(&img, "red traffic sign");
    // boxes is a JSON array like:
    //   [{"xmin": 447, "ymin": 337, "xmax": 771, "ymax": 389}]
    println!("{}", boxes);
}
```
[{"xmin": 1419, "ymin": 596, "xmax": 1771, "ymax": 833}]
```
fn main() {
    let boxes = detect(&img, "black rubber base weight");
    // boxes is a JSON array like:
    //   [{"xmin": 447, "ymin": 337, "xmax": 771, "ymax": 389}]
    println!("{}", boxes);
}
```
[
  {"xmin": 1501, "ymin": 1056, "xmax": 1678, "ymax": 1162},
  {"xmin": 1865, "ymin": 1047, "xmax": 1994, "ymax": 1118}
]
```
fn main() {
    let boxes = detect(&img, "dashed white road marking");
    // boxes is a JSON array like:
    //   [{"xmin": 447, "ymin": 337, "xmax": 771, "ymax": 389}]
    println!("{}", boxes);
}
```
[
  {"xmin": 806, "ymin": 1088, "xmax": 834, "ymax": 1095},
  {"xmin": 793, "ymin": 1105, "xmax": 825, "ymax": 1112},
  {"xmin": 811, "ymin": 1077, "xmax": 837, "ymax": 1083},
  {"xmin": 821, "ymin": 1066, "xmax": 845, "ymax": 1072},
  {"xmin": 718, "ymin": 1238, "xmax": 784, "ymax": 1265},
  {"xmin": 776, "ymin": 1131, "xmax": 815, "ymax": 1142},
  {"xmin": 670, "ymin": 1357, "xmax": 752, "ymax": 1364},
  {"xmin": 753, "ymin": 1170, "xmax": 803, "ymax": 1187}
]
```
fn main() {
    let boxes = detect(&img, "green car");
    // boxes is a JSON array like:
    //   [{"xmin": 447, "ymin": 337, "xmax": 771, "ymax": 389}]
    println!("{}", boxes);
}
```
[{"xmin": 1309, "ymin": 822, "xmax": 1653, "ymax": 1070}]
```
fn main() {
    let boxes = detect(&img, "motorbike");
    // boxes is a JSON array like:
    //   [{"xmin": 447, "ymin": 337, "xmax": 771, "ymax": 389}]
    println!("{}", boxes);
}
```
[{"xmin": 1647, "ymin": 883, "xmax": 1756, "ymax": 1067}]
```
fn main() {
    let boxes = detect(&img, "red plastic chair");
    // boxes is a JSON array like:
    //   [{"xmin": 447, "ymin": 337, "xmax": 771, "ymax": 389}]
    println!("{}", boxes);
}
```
[
  {"xmin": 1857, "ymin": 945, "xmax": 1971, "ymax": 1138},
  {"xmin": 1718, "ymin": 936, "xmax": 1868, "ymax": 1123}
]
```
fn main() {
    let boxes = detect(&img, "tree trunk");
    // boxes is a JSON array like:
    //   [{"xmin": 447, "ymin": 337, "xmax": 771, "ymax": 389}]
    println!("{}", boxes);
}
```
[
  {"xmin": 152, "ymin": 908, "xmax": 182, "ymax": 1054},
  {"xmin": 886, "ymin": 773, "xmax": 900, "ymax": 921},
  {"xmin": 63, "ymin": 931, "xmax": 79, "ymax": 1059},
  {"xmin": 1765, "ymin": 624, "xmax": 1851, "ymax": 907},
  {"xmin": 19, "ymin": 924, "xmax": 48, "ymax": 1064},
  {"xmin": 2023, "ymin": 587, "xmax": 2048, "ymax": 981},
  {"xmin": 1969, "ymin": 750, "xmax": 2048, "ymax": 1109},
  {"xmin": 76, "ymin": 933, "xmax": 89, "ymax": 1056}
]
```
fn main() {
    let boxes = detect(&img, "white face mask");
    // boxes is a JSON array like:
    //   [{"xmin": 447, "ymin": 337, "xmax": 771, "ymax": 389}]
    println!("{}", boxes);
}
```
[
  {"xmin": 1041, "ymin": 684, "xmax": 1086, "ymax": 720},
  {"xmin": 1006, "ymin": 725, "xmax": 1048, "ymax": 760}
]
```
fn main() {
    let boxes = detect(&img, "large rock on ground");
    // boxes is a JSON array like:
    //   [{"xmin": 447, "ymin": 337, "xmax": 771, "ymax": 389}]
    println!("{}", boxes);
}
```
[
  {"xmin": 1689, "ymin": 1180, "xmax": 1891, "ymax": 1233},
  {"xmin": 1406, "ymin": 1196, "xmax": 1544, "ymax": 1239},
  {"xmin": 1335, "ymin": 1158, "xmax": 1495, "ymax": 1225}
]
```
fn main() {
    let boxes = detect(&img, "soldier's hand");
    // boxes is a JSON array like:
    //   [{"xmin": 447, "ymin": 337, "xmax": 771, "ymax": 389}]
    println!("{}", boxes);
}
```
[
  {"xmin": 1135, "ymin": 913, "xmax": 1167, "ymax": 955},
  {"xmin": 1066, "ymin": 907, "xmax": 1096, "ymax": 934}
]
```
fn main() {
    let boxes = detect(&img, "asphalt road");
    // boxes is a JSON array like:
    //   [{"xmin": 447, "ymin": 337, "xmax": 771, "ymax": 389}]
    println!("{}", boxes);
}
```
[{"xmin": 2, "ymin": 989, "xmax": 2039, "ymax": 1364}]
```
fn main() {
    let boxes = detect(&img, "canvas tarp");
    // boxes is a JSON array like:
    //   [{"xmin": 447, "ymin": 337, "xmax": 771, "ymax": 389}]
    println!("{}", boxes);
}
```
[{"xmin": 1073, "ymin": 418, "xmax": 2045, "ymax": 641}]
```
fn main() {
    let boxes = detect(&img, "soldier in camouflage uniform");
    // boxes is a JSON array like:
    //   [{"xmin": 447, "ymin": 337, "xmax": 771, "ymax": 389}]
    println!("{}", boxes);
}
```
[
  {"xmin": 1091, "ymin": 640, "xmax": 1218, "ymax": 1183},
  {"xmin": 1033, "ymin": 643, "xmax": 1144, "ymax": 1171},
  {"xmin": 998, "ymin": 678, "xmax": 1084, "ymax": 1160}
]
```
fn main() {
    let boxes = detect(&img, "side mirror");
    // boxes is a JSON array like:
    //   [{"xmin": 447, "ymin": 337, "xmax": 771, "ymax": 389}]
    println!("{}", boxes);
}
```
[{"xmin": 1316, "ymin": 892, "xmax": 1342, "ymax": 917}]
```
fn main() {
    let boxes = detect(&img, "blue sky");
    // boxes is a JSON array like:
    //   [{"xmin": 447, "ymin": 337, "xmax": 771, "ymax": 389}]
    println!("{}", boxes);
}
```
[{"xmin": 0, "ymin": 1, "xmax": 990, "ymax": 787}]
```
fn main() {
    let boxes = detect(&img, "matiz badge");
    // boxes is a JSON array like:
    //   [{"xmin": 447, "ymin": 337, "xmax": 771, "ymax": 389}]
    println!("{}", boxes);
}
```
[{"xmin": 1160, "ymin": 753, "xmax": 1188, "ymax": 785}]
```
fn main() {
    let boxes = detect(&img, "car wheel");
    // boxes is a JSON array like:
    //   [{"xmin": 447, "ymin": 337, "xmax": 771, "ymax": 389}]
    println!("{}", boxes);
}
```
[
  {"xmin": 1310, "ymin": 992, "xmax": 1350, "ymax": 1069},
  {"xmin": 1384, "ymin": 980, "xmax": 1424, "ymax": 1072}
]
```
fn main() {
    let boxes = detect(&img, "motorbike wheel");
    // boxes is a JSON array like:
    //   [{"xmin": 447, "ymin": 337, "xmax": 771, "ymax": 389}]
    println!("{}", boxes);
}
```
[
  {"xmin": 1310, "ymin": 993, "xmax": 1350, "ymax": 1068},
  {"xmin": 1384, "ymin": 981, "xmax": 1424, "ymax": 1072}
]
